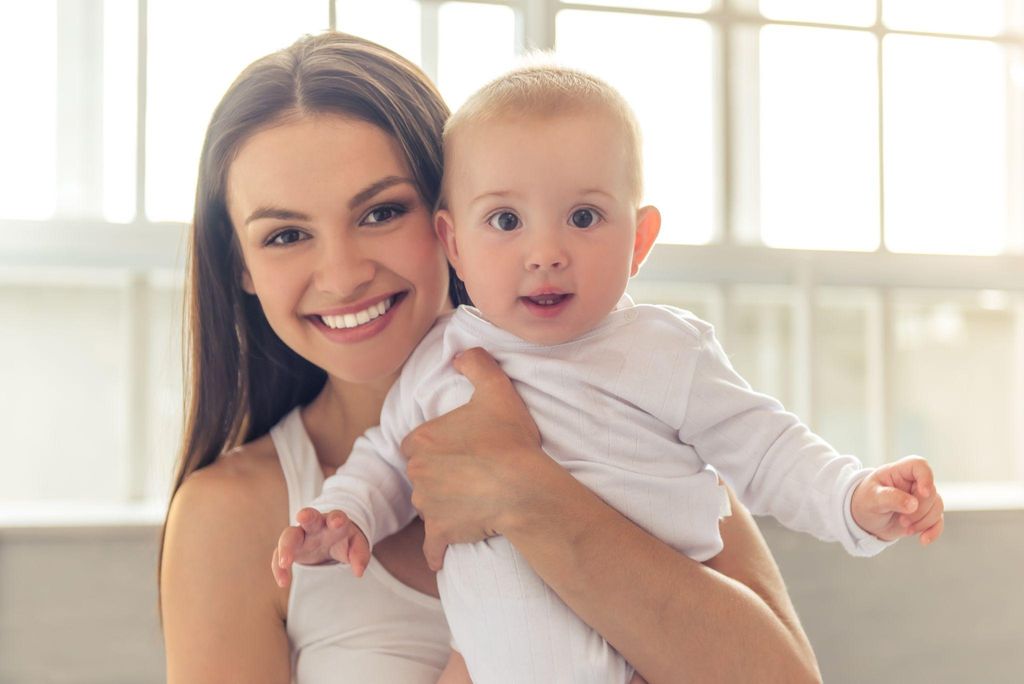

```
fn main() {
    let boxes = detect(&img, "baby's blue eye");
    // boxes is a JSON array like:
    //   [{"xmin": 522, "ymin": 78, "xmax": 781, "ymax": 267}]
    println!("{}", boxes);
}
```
[
  {"xmin": 488, "ymin": 211, "xmax": 520, "ymax": 232},
  {"xmin": 571, "ymin": 209, "xmax": 598, "ymax": 229}
]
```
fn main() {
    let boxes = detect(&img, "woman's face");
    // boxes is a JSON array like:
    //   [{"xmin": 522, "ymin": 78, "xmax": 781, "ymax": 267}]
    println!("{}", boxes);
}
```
[{"xmin": 227, "ymin": 114, "xmax": 450, "ymax": 387}]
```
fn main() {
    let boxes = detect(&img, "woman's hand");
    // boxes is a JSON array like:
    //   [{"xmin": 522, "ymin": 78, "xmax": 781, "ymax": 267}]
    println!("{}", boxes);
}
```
[{"xmin": 401, "ymin": 347, "xmax": 546, "ymax": 570}]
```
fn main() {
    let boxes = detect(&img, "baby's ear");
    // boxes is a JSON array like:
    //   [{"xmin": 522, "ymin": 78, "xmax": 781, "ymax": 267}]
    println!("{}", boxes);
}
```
[
  {"xmin": 434, "ymin": 210, "xmax": 463, "ymax": 276},
  {"xmin": 630, "ymin": 206, "xmax": 661, "ymax": 276}
]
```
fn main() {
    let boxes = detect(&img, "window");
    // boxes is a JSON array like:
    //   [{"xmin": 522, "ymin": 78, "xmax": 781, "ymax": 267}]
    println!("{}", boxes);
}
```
[{"xmin": 2, "ymin": 0, "xmax": 1022, "ymax": 517}]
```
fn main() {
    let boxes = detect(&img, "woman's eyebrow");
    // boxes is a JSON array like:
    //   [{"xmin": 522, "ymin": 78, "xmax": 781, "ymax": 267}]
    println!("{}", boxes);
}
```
[
  {"xmin": 244, "ymin": 207, "xmax": 310, "ymax": 226},
  {"xmin": 348, "ymin": 175, "xmax": 416, "ymax": 209}
]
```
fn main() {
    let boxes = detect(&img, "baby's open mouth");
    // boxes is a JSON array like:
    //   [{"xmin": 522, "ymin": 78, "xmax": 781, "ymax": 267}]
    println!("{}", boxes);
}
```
[{"xmin": 524, "ymin": 293, "xmax": 572, "ymax": 307}]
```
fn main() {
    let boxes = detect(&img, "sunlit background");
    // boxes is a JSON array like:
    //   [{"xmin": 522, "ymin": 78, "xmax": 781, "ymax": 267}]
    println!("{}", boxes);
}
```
[
  {"xmin": 1, "ymin": 0, "xmax": 1023, "ymax": 519},
  {"xmin": 2, "ymin": 2, "xmax": 1024, "ymax": 682}
]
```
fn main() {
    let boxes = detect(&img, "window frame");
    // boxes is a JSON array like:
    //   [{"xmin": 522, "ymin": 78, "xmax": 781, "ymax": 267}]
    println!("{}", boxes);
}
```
[{"xmin": 1, "ymin": 0, "xmax": 1022, "ymax": 517}]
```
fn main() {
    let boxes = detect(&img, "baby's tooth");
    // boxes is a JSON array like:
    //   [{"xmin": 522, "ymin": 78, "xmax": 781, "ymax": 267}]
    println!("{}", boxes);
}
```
[
  {"xmin": 377, "ymin": 300, "xmax": 387, "ymax": 316},
  {"xmin": 355, "ymin": 310, "xmax": 370, "ymax": 325},
  {"xmin": 343, "ymin": 313, "xmax": 358, "ymax": 328}
]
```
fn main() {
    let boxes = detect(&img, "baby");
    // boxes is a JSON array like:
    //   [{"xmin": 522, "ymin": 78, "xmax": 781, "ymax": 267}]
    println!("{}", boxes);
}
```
[{"xmin": 275, "ymin": 63, "xmax": 944, "ymax": 683}]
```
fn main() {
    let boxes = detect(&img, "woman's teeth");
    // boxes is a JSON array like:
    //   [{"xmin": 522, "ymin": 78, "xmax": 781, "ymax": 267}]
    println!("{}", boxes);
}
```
[{"xmin": 319, "ymin": 297, "xmax": 392, "ymax": 329}]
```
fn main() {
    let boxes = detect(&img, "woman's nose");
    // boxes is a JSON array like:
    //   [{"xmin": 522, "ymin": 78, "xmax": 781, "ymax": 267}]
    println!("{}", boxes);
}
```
[{"xmin": 314, "ymin": 235, "xmax": 376, "ymax": 295}]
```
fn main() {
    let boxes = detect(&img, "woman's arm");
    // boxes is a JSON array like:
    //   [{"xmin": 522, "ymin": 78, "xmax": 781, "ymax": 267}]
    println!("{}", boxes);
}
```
[
  {"xmin": 161, "ymin": 448, "xmax": 292, "ymax": 684},
  {"xmin": 403, "ymin": 348, "xmax": 821, "ymax": 684}
]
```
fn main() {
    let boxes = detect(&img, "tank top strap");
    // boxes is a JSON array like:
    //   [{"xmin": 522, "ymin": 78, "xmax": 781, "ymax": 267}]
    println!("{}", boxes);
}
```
[{"xmin": 269, "ymin": 406, "xmax": 324, "ymax": 522}]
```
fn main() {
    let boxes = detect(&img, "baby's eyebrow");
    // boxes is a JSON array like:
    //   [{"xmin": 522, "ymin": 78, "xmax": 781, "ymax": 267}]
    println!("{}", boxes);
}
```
[{"xmin": 348, "ymin": 176, "xmax": 417, "ymax": 209}]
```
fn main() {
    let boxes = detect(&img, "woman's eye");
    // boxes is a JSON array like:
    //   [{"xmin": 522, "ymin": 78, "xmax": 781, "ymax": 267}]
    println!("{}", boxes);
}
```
[
  {"xmin": 267, "ymin": 228, "xmax": 306, "ymax": 246},
  {"xmin": 488, "ymin": 211, "xmax": 520, "ymax": 232},
  {"xmin": 570, "ymin": 208, "xmax": 599, "ymax": 229},
  {"xmin": 363, "ymin": 204, "xmax": 406, "ymax": 225}
]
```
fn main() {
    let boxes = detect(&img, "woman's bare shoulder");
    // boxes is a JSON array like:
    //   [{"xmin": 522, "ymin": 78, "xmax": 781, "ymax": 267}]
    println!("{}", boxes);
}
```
[
  {"xmin": 173, "ymin": 436, "xmax": 285, "ymax": 519},
  {"xmin": 162, "ymin": 435, "xmax": 293, "ymax": 682},
  {"xmin": 164, "ymin": 434, "xmax": 288, "ymax": 584}
]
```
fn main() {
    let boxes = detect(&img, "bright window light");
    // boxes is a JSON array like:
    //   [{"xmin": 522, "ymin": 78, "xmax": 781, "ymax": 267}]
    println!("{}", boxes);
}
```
[
  {"xmin": 760, "ymin": 0, "xmax": 876, "ymax": 27},
  {"xmin": 0, "ymin": 1, "xmax": 57, "ymax": 220},
  {"xmin": 437, "ymin": 3, "xmax": 518, "ymax": 111},
  {"xmin": 145, "ymin": 0, "xmax": 328, "ymax": 223},
  {"xmin": 103, "ymin": 0, "xmax": 139, "ymax": 223},
  {"xmin": 883, "ymin": 0, "xmax": 1006, "ymax": 37},
  {"xmin": 557, "ymin": 10, "xmax": 715, "ymax": 245},
  {"xmin": 334, "ymin": 0, "xmax": 422, "ymax": 67},
  {"xmin": 578, "ymin": 0, "xmax": 713, "ymax": 12},
  {"xmin": 883, "ymin": 35, "xmax": 1007, "ymax": 255},
  {"xmin": 759, "ymin": 25, "xmax": 880, "ymax": 251}
]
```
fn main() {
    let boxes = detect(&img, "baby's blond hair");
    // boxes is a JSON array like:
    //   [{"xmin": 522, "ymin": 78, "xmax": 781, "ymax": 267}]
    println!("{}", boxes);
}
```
[{"xmin": 440, "ymin": 59, "xmax": 644, "ymax": 208}]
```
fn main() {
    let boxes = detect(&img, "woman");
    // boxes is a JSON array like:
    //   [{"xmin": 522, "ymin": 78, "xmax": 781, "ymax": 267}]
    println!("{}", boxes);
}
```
[{"xmin": 160, "ymin": 32, "xmax": 820, "ymax": 683}]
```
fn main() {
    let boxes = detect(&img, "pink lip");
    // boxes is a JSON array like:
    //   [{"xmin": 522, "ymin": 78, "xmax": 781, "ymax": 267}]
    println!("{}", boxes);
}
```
[
  {"xmin": 525, "ymin": 287, "xmax": 569, "ymax": 298},
  {"xmin": 309, "ymin": 292, "xmax": 399, "ymax": 317},
  {"xmin": 519, "ymin": 292, "xmax": 574, "ymax": 319},
  {"xmin": 308, "ymin": 292, "xmax": 406, "ymax": 343}
]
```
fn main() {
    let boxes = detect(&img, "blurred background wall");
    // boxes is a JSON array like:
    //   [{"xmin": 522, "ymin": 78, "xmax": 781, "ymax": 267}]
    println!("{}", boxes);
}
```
[{"xmin": 1, "ymin": 1, "xmax": 1022, "ymax": 681}]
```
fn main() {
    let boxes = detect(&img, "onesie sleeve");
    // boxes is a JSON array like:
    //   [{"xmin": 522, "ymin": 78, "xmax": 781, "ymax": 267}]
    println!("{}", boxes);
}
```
[
  {"xmin": 308, "ymin": 359, "xmax": 426, "ymax": 548},
  {"xmin": 678, "ymin": 327, "xmax": 893, "ymax": 557}
]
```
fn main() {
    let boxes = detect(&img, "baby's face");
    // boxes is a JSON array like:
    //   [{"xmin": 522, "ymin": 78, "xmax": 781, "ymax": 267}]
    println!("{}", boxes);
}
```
[{"xmin": 439, "ymin": 112, "xmax": 648, "ymax": 345}]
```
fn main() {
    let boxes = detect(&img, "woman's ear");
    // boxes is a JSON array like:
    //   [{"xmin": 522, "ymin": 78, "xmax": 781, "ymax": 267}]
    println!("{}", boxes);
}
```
[
  {"xmin": 630, "ymin": 205, "xmax": 662, "ymax": 276},
  {"xmin": 241, "ymin": 268, "xmax": 256, "ymax": 294},
  {"xmin": 435, "ymin": 210, "xmax": 463, "ymax": 278}
]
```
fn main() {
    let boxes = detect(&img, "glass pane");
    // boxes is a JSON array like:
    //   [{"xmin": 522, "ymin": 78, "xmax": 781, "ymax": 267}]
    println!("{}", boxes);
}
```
[
  {"xmin": 760, "ymin": 0, "xmax": 875, "ymax": 27},
  {"xmin": 814, "ymin": 293, "xmax": 872, "ymax": 461},
  {"xmin": 577, "ymin": 0, "xmax": 713, "ymax": 12},
  {"xmin": 437, "ymin": 2, "xmax": 517, "ymax": 111},
  {"xmin": 146, "ymin": 0, "xmax": 328, "ymax": 222},
  {"xmin": 0, "ymin": 283, "xmax": 127, "ymax": 503},
  {"xmin": 103, "ymin": 0, "xmax": 139, "ymax": 223},
  {"xmin": 557, "ymin": 11, "xmax": 715, "ymax": 245},
  {"xmin": 145, "ymin": 282, "xmax": 184, "ymax": 502},
  {"xmin": 893, "ymin": 292, "xmax": 1016, "ymax": 482},
  {"xmin": 334, "ymin": 0, "xmax": 422, "ymax": 67},
  {"xmin": 729, "ymin": 290, "xmax": 796, "ymax": 409},
  {"xmin": 0, "ymin": 1, "xmax": 57, "ymax": 219},
  {"xmin": 883, "ymin": 35, "xmax": 1007, "ymax": 255},
  {"xmin": 884, "ymin": 0, "xmax": 1006, "ymax": 36},
  {"xmin": 759, "ymin": 26, "xmax": 879, "ymax": 250}
]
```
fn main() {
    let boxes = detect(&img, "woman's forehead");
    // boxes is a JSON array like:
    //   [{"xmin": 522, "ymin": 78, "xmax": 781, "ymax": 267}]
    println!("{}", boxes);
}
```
[{"xmin": 227, "ymin": 115, "xmax": 411, "ymax": 213}]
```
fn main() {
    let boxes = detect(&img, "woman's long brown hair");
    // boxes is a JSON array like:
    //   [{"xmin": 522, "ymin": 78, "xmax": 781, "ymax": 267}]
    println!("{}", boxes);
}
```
[{"xmin": 160, "ymin": 32, "xmax": 467, "ymax": 592}]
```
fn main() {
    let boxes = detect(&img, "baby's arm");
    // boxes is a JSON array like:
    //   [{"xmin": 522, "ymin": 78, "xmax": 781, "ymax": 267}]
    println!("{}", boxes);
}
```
[
  {"xmin": 272, "ymin": 507, "xmax": 369, "ymax": 588},
  {"xmin": 850, "ymin": 455, "xmax": 944, "ymax": 544}
]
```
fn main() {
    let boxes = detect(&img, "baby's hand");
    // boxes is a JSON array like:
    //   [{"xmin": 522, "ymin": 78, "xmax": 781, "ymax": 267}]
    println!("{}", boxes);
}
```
[
  {"xmin": 271, "ymin": 507, "xmax": 370, "ymax": 588},
  {"xmin": 851, "ymin": 455, "xmax": 944, "ymax": 545}
]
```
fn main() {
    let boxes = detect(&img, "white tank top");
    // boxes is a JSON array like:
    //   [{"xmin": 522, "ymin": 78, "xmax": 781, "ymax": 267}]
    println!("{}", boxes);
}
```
[{"xmin": 270, "ymin": 407, "xmax": 450, "ymax": 683}]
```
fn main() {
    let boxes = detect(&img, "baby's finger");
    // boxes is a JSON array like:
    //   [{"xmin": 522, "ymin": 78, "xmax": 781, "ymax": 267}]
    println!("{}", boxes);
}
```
[
  {"xmin": 873, "ymin": 485, "xmax": 919, "ymax": 515},
  {"xmin": 277, "ymin": 525, "xmax": 306, "ymax": 568},
  {"xmin": 326, "ymin": 510, "xmax": 351, "ymax": 529},
  {"xmin": 422, "ymin": 520, "xmax": 448, "ymax": 572},
  {"xmin": 920, "ymin": 514, "xmax": 944, "ymax": 546},
  {"xmin": 296, "ymin": 507, "xmax": 326, "ymax": 534},
  {"xmin": 271, "ymin": 547, "xmax": 292, "ymax": 588},
  {"xmin": 897, "ymin": 456, "xmax": 935, "ymax": 498},
  {"xmin": 328, "ymin": 534, "xmax": 353, "ymax": 566},
  {"xmin": 349, "ymin": 534, "xmax": 371, "ymax": 578}
]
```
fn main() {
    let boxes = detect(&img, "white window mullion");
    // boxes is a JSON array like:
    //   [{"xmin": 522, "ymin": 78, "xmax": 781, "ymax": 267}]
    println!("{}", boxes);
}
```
[
  {"xmin": 1015, "ymin": 294, "xmax": 1024, "ymax": 482},
  {"xmin": 879, "ymin": 287, "xmax": 896, "ymax": 464},
  {"xmin": 792, "ymin": 263, "xmax": 814, "ymax": 423},
  {"xmin": 521, "ymin": 0, "xmax": 556, "ymax": 51},
  {"xmin": 866, "ymin": 288, "xmax": 887, "ymax": 465},
  {"xmin": 874, "ymin": 0, "xmax": 888, "ymax": 253},
  {"xmin": 123, "ymin": 273, "xmax": 150, "ymax": 502},
  {"xmin": 135, "ymin": 0, "xmax": 149, "ymax": 221},
  {"xmin": 420, "ymin": 0, "xmax": 441, "ymax": 84},
  {"xmin": 56, "ymin": 0, "xmax": 105, "ymax": 217}
]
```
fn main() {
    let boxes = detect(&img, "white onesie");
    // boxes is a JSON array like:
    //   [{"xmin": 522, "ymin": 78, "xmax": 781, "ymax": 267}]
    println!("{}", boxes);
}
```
[{"xmin": 312, "ymin": 296, "xmax": 890, "ymax": 683}]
